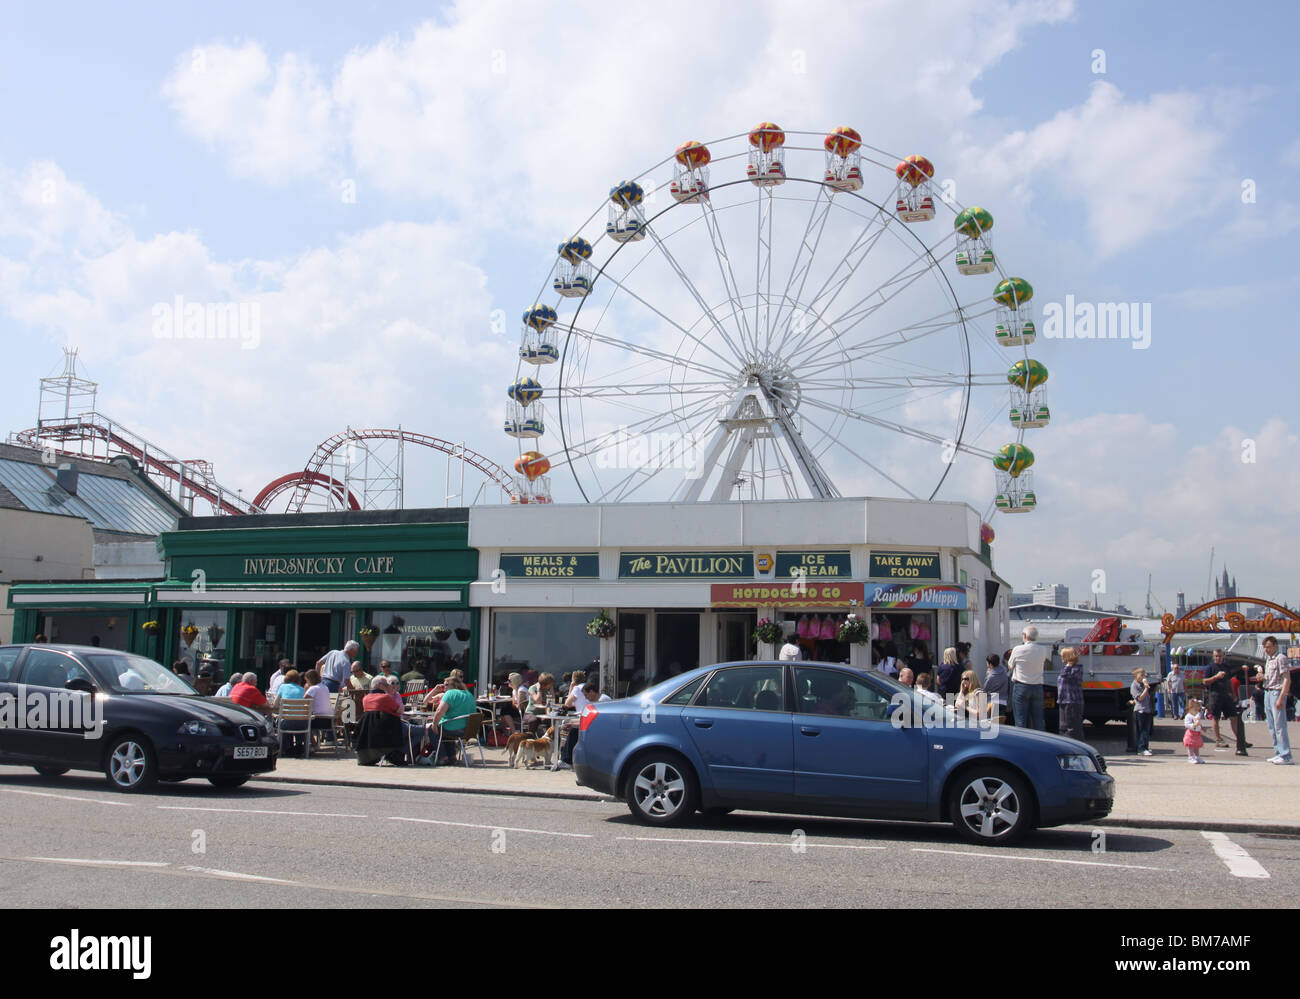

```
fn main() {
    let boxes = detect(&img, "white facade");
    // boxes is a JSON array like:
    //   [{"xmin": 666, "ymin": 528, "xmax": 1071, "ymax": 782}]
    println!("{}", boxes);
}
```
[{"xmin": 468, "ymin": 497, "xmax": 1011, "ymax": 691}]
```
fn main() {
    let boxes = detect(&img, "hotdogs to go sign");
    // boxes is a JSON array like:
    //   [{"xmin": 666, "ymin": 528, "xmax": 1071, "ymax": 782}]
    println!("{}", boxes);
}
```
[{"xmin": 869, "ymin": 551, "xmax": 941, "ymax": 579}]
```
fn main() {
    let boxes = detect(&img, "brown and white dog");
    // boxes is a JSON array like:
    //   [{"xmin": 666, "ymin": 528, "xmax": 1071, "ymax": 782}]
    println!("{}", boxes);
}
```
[{"xmin": 507, "ymin": 725, "xmax": 554, "ymax": 768}]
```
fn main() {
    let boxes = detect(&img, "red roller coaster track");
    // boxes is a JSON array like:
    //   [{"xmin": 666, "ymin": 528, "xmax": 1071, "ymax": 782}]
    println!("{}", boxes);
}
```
[{"xmin": 263, "ymin": 429, "xmax": 515, "ymax": 513}]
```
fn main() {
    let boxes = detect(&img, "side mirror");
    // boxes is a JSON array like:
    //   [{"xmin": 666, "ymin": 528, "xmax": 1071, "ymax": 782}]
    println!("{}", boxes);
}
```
[{"xmin": 66, "ymin": 677, "xmax": 97, "ymax": 694}]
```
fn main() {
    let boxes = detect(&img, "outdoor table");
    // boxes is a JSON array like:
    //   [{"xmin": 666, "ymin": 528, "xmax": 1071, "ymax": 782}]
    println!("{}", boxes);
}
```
[
  {"xmin": 539, "ymin": 712, "xmax": 580, "ymax": 771},
  {"xmin": 476, "ymin": 695, "xmax": 512, "ymax": 740}
]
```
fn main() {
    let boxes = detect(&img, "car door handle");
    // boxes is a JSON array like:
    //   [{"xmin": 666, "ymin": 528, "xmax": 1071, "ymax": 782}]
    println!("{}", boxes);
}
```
[
  {"xmin": 800, "ymin": 727, "xmax": 821, "ymax": 736},
  {"xmin": 693, "ymin": 720, "xmax": 713, "ymax": 729}
]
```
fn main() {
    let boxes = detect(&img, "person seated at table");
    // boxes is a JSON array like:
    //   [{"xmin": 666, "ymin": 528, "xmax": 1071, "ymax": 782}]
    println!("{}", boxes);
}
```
[
  {"xmin": 429, "ymin": 673, "xmax": 478, "ymax": 764},
  {"xmin": 273, "ymin": 670, "xmax": 306, "ymax": 705},
  {"xmin": 560, "ymin": 673, "xmax": 603, "ymax": 766},
  {"xmin": 347, "ymin": 661, "xmax": 373, "ymax": 692},
  {"xmin": 355, "ymin": 675, "xmax": 408, "ymax": 766},
  {"xmin": 303, "ymin": 669, "xmax": 336, "ymax": 744},
  {"xmin": 377, "ymin": 660, "xmax": 400, "ymax": 687},
  {"xmin": 523, "ymin": 672, "xmax": 556, "ymax": 734},
  {"xmin": 214, "ymin": 674, "xmax": 237, "ymax": 698},
  {"xmin": 558, "ymin": 672, "xmax": 573, "ymax": 699},
  {"xmin": 499, "ymin": 671, "xmax": 526, "ymax": 734}
]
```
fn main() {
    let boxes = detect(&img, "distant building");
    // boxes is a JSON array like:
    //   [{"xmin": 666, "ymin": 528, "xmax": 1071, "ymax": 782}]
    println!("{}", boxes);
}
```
[
  {"xmin": 1011, "ymin": 591, "xmax": 1035, "ymax": 607},
  {"xmin": 1215, "ymin": 568, "xmax": 1238, "ymax": 614},
  {"xmin": 1176, "ymin": 591, "xmax": 1186, "ymax": 617},
  {"xmin": 1031, "ymin": 582, "xmax": 1070, "ymax": 607}
]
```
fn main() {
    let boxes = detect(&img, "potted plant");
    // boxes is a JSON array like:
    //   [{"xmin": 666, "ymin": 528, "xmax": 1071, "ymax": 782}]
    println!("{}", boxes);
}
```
[
  {"xmin": 837, "ymin": 614, "xmax": 871, "ymax": 645},
  {"xmin": 432, "ymin": 626, "xmax": 452, "ymax": 641},
  {"xmin": 141, "ymin": 620, "xmax": 161, "ymax": 636},
  {"xmin": 586, "ymin": 611, "xmax": 616, "ymax": 639},
  {"xmin": 753, "ymin": 618, "xmax": 783, "ymax": 645},
  {"xmin": 181, "ymin": 622, "xmax": 200, "ymax": 647}
]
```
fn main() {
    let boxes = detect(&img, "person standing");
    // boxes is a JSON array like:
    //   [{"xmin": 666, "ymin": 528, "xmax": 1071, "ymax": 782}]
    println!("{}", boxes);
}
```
[
  {"xmin": 983, "ymin": 653, "xmax": 1011, "ymax": 724},
  {"xmin": 1254, "ymin": 636, "xmax": 1293, "ymax": 764},
  {"xmin": 1131, "ymin": 667, "xmax": 1155, "ymax": 755},
  {"xmin": 1166, "ymin": 661, "xmax": 1185, "ymax": 719},
  {"xmin": 316, "ymin": 641, "xmax": 358, "ymax": 694},
  {"xmin": 778, "ymin": 633, "xmax": 802, "ymax": 662},
  {"xmin": 1008, "ymin": 626, "xmax": 1048, "ymax": 730},
  {"xmin": 1057, "ymin": 646, "xmax": 1085, "ymax": 741},
  {"xmin": 1204, "ymin": 650, "xmax": 1248, "ymax": 756},
  {"xmin": 936, "ymin": 647, "xmax": 962, "ymax": 699}
]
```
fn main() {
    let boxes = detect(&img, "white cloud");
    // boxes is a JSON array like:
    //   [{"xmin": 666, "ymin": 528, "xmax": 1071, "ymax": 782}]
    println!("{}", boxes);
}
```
[
  {"xmin": 162, "ymin": 43, "xmax": 337, "ymax": 184},
  {"xmin": 963, "ymin": 81, "xmax": 1236, "ymax": 256}
]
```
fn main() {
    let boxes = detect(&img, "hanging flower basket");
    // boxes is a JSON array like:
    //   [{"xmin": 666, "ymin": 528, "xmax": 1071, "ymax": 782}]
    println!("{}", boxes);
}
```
[
  {"xmin": 141, "ymin": 620, "xmax": 162, "ymax": 636},
  {"xmin": 432, "ymin": 626, "xmax": 452, "ymax": 641},
  {"xmin": 207, "ymin": 624, "xmax": 225, "ymax": 647},
  {"xmin": 359, "ymin": 626, "xmax": 379, "ymax": 651},
  {"xmin": 181, "ymin": 623, "xmax": 199, "ymax": 647},
  {"xmin": 753, "ymin": 618, "xmax": 783, "ymax": 645},
  {"xmin": 586, "ymin": 611, "xmax": 616, "ymax": 639},
  {"xmin": 837, "ymin": 614, "xmax": 871, "ymax": 645},
  {"xmin": 454, "ymin": 627, "xmax": 471, "ymax": 642}
]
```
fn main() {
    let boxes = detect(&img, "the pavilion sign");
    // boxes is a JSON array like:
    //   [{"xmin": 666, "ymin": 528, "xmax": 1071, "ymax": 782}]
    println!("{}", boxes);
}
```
[{"xmin": 1159, "ymin": 597, "xmax": 1300, "ymax": 642}]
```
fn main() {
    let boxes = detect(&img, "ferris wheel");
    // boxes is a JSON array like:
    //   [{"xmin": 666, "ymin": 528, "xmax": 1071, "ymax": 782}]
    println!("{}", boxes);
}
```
[{"xmin": 504, "ymin": 124, "xmax": 1048, "ymax": 522}]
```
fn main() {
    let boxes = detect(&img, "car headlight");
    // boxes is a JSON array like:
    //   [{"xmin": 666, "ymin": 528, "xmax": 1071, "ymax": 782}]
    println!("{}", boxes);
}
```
[
  {"xmin": 177, "ymin": 720, "xmax": 221, "ymax": 737},
  {"xmin": 1058, "ymin": 754, "xmax": 1098, "ymax": 772}
]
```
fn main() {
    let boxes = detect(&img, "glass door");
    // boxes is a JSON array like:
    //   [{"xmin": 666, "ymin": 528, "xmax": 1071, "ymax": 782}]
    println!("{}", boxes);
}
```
[
  {"xmin": 294, "ymin": 610, "xmax": 331, "ymax": 673},
  {"xmin": 717, "ymin": 612, "xmax": 757, "ymax": 663},
  {"xmin": 617, "ymin": 612, "xmax": 646, "ymax": 697}
]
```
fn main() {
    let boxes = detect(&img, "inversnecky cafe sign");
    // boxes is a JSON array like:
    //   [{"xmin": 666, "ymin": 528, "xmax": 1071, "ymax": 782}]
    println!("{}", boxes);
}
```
[{"xmin": 242, "ymin": 556, "xmax": 398, "ymax": 577}]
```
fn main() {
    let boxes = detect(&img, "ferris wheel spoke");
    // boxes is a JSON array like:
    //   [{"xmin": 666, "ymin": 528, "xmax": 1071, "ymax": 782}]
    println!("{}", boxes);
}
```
[
  {"xmin": 644, "ymin": 227, "xmax": 749, "ymax": 366},
  {"xmin": 593, "ymin": 402, "xmax": 722, "ymax": 503},
  {"xmin": 553, "ymin": 379, "xmax": 734, "ymax": 399},
  {"xmin": 795, "ymin": 408, "xmax": 923, "ymax": 501},
  {"xmin": 765, "ymin": 185, "xmax": 835, "ymax": 357},
  {"xmin": 559, "ymin": 393, "xmax": 719, "ymax": 465},
  {"xmin": 754, "ymin": 189, "xmax": 773, "ymax": 358},
  {"xmin": 799, "ymin": 396, "xmax": 996, "ymax": 460},
  {"xmin": 797, "ymin": 373, "xmax": 1001, "ymax": 391},
  {"xmin": 791, "ymin": 302, "xmax": 975, "ymax": 378},
  {"xmin": 575, "ymin": 273, "xmax": 739, "ymax": 375},
  {"xmin": 697, "ymin": 196, "xmax": 756, "ymax": 356},
  {"xmin": 566, "ymin": 322, "xmax": 732, "ymax": 382},
  {"xmin": 771, "ymin": 201, "xmax": 893, "ymax": 359}
]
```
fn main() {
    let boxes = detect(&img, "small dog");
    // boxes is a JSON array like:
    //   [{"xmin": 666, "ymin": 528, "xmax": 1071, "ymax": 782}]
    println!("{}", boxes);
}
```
[{"xmin": 508, "ymin": 725, "xmax": 555, "ymax": 768}]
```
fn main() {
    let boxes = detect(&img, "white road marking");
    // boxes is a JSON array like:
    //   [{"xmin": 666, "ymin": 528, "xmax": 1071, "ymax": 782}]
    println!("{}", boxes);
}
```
[
  {"xmin": 1201, "ymin": 831, "xmax": 1270, "ymax": 879},
  {"xmin": 25, "ymin": 857, "xmax": 169, "ymax": 867},
  {"xmin": 180, "ymin": 866, "xmax": 306, "ymax": 886},
  {"xmin": 157, "ymin": 806, "xmax": 368, "ymax": 818},
  {"xmin": 5, "ymin": 788, "xmax": 133, "ymax": 807},
  {"xmin": 388, "ymin": 816, "xmax": 592, "ymax": 838},
  {"xmin": 912, "ymin": 848, "xmax": 1172, "ymax": 871},
  {"xmin": 617, "ymin": 836, "xmax": 886, "ymax": 851}
]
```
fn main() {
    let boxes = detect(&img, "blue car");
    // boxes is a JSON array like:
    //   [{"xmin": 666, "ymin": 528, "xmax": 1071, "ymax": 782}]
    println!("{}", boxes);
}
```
[{"xmin": 574, "ymin": 661, "xmax": 1114, "ymax": 845}]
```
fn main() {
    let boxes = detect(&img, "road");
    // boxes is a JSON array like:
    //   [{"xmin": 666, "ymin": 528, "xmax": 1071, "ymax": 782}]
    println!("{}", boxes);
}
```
[{"xmin": 0, "ymin": 767, "xmax": 1294, "ymax": 908}]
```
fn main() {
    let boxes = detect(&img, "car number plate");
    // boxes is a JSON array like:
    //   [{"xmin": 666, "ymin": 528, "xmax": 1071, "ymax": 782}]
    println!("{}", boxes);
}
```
[{"xmin": 233, "ymin": 746, "xmax": 268, "ymax": 759}]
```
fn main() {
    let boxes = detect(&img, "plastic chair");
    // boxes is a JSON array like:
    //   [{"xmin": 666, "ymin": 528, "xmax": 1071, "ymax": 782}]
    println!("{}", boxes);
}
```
[
  {"xmin": 275, "ymin": 698, "xmax": 313, "ymax": 758},
  {"xmin": 434, "ymin": 713, "xmax": 484, "ymax": 767}
]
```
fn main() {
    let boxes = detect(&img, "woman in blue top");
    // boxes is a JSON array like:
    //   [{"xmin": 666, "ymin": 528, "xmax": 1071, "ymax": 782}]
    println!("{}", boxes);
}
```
[{"xmin": 431, "ymin": 674, "xmax": 478, "ymax": 763}]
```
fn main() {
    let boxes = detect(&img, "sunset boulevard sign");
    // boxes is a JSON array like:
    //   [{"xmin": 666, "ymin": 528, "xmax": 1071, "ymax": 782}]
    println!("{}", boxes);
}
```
[{"xmin": 1159, "ymin": 597, "xmax": 1300, "ymax": 642}]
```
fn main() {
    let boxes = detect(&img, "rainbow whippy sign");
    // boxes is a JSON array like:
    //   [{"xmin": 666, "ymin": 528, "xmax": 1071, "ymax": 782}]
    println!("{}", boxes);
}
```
[{"xmin": 865, "ymin": 583, "xmax": 967, "ymax": 609}]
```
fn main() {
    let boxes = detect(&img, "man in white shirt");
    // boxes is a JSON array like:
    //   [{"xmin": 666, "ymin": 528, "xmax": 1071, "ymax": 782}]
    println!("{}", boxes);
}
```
[
  {"xmin": 268, "ymin": 658, "xmax": 290, "ymax": 698},
  {"xmin": 778, "ymin": 634, "xmax": 802, "ymax": 662},
  {"xmin": 1008, "ymin": 626, "xmax": 1048, "ymax": 730}
]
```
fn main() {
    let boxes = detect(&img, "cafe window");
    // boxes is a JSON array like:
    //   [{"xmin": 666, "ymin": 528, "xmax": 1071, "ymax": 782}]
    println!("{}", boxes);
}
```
[
  {"xmin": 176, "ymin": 610, "xmax": 228, "ymax": 676},
  {"xmin": 491, "ymin": 611, "xmax": 599, "ymax": 688},
  {"xmin": 368, "ymin": 610, "xmax": 472, "ymax": 680}
]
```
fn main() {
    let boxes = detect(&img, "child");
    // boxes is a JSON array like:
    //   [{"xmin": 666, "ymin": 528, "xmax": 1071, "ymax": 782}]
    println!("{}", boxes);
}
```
[{"xmin": 1183, "ymin": 698, "xmax": 1207, "ymax": 763}]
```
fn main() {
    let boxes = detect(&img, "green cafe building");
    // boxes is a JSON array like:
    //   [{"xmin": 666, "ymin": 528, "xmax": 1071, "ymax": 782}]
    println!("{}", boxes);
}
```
[{"xmin": 6, "ymin": 508, "xmax": 479, "ymax": 686}]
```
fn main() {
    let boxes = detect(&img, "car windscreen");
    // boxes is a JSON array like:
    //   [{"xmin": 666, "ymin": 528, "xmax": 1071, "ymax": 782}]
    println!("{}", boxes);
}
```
[{"xmin": 84, "ymin": 653, "xmax": 199, "ymax": 695}]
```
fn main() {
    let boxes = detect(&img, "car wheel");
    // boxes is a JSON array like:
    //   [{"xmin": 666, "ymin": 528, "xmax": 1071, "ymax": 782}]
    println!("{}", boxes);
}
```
[
  {"xmin": 33, "ymin": 766, "xmax": 69, "ymax": 778},
  {"xmin": 207, "ymin": 775, "xmax": 250, "ymax": 788},
  {"xmin": 626, "ymin": 754, "xmax": 697, "ymax": 827},
  {"xmin": 104, "ymin": 735, "xmax": 158, "ymax": 792},
  {"xmin": 949, "ymin": 766, "xmax": 1033, "ymax": 846}
]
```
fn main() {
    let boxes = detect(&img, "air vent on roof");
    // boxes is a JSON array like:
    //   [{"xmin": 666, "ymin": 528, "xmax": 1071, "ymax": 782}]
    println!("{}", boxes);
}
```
[{"xmin": 56, "ymin": 463, "xmax": 79, "ymax": 496}]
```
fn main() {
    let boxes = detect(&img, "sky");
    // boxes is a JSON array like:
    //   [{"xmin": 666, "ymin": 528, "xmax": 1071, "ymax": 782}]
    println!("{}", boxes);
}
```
[{"xmin": 1, "ymin": 0, "xmax": 1297, "ymax": 613}]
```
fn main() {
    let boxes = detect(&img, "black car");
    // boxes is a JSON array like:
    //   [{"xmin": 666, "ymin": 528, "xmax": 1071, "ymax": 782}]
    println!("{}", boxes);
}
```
[{"xmin": 0, "ymin": 644, "xmax": 278, "ymax": 791}]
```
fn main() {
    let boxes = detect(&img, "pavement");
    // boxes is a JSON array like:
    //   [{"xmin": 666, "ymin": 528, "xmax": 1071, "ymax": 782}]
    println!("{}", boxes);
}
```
[{"xmin": 255, "ymin": 716, "xmax": 1300, "ymax": 835}]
